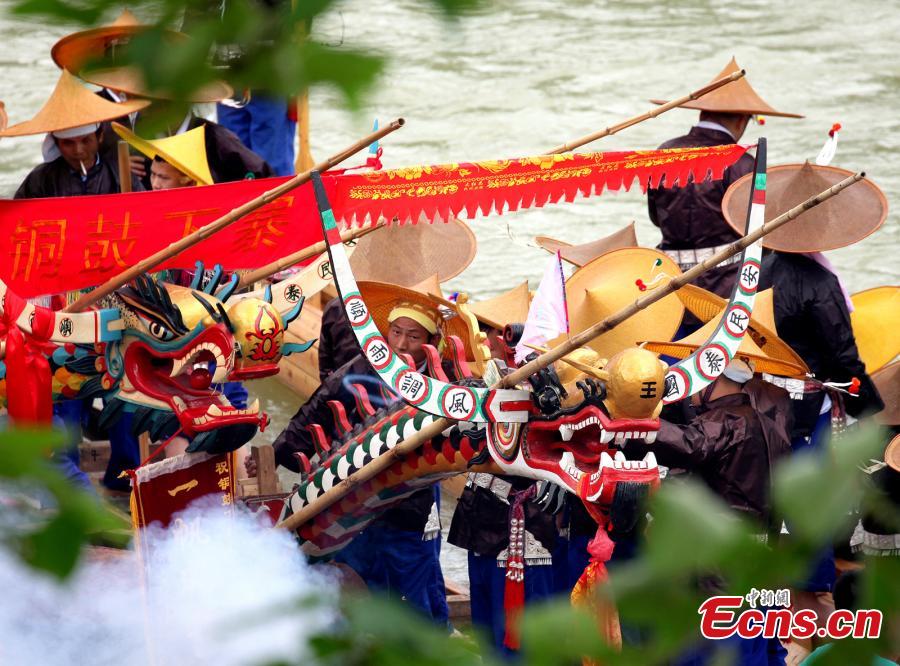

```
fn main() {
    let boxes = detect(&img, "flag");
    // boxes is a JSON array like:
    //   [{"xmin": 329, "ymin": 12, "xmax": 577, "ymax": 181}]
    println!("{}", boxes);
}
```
[{"xmin": 515, "ymin": 251, "xmax": 568, "ymax": 363}]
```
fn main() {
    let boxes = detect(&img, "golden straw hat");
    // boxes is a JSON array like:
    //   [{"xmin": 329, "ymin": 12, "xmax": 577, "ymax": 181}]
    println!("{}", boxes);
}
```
[
  {"xmin": 674, "ymin": 283, "xmax": 809, "ymax": 375},
  {"xmin": 112, "ymin": 121, "xmax": 213, "ymax": 186},
  {"xmin": 885, "ymin": 433, "xmax": 900, "ymax": 473},
  {"xmin": 535, "ymin": 222, "xmax": 638, "ymax": 267},
  {"xmin": 564, "ymin": 247, "xmax": 684, "ymax": 360},
  {"xmin": 0, "ymin": 70, "xmax": 149, "ymax": 137},
  {"xmin": 642, "ymin": 312, "xmax": 806, "ymax": 378},
  {"xmin": 51, "ymin": 10, "xmax": 233, "ymax": 103},
  {"xmin": 468, "ymin": 281, "xmax": 531, "ymax": 331},
  {"xmin": 723, "ymin": 163, "xmax": 888, "ymax": 253},
  {"xmin": 650, "ymin": 57, "xmax": 802, "ymax": 118},
  {"xmin": 872, "ymin": 362, "xmax": 899, "ymax": 427},
  {"xmin": 357, "ymin": 280, "xmax": 477, "ymax": 360},
  {"xmin": 850, "ymin": 286, "xmax": 900, "ymax": 374},
  {"xmin": 350, "ymin": 219, "xmax": 477, "ymax": 286}
]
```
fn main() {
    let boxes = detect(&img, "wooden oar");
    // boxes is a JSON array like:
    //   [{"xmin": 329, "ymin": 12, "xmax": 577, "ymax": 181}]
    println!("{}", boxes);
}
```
[
  {"xmin": 64, "ymin": 119, "xmax": 405, "ymax": 313},
  {"xmin": 544, "ymin": 69, "xmax": 745, "ymax": 155},
  {"xmin": 275, "ymin": 171, "xmax": 865, "ymax": 532},
  {"xmin": 235, "ymin": 220, "xmax": 386, "ymax": 290},
  {"xmin": 117, "ymin": 141, "xmax": 132, "ymax": 193}
]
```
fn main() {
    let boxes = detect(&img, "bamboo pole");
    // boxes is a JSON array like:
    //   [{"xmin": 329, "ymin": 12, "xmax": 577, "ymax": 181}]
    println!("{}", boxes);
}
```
[
  {"xmin": 276, "ymin": 171, "xmax": 865, "ymax": 532},
  {"xmin": 117, "ymin": 141, "xmax": 132, "ymax": 193},
  {"xmin": 235, "ymin": 220, "xmax": 385, "ymax": 289},
  {"xmin": 64, "ymin": 119, "xmax": 405, "ymax": 313},
  {"xmin": 544, "ymin": 70, "xmax": 746, "ymax": 155}
]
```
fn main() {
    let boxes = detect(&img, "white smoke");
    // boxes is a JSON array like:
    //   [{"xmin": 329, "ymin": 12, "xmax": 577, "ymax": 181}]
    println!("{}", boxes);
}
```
[{"xmin": 0, "ymin": 500, "xmax": 338, "ymax": 665}]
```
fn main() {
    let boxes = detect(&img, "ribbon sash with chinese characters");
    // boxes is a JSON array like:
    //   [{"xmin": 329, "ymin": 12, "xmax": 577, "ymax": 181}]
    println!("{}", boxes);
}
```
[{"xmin": 0, "ymin": 144, "xmax": 749, "ymax": 297}]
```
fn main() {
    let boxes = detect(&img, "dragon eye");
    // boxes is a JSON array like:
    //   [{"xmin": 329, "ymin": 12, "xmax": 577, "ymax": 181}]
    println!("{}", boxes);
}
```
[{"xmin": 148, "ymin": 321, "xmax": 173, "ymax": 341}]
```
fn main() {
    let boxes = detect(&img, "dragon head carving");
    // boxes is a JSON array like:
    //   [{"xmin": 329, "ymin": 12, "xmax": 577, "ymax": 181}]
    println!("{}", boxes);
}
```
[
  {"xmin": 486, "ymin": 347, "xmax": 665, "ymax": 523},
  {"xmin": 0, "ymin": 268, "xmax": 313, "ymax": 454}
]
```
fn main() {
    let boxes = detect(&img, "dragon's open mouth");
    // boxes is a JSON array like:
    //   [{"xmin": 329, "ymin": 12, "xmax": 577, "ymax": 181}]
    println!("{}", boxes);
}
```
[
  {"xmin": 124, "ymin": 325, "xmax": 267, "ymax": 435},
  {"xmin": 523, "ymin": 403, "xmax": 661, "ymax": 504}
]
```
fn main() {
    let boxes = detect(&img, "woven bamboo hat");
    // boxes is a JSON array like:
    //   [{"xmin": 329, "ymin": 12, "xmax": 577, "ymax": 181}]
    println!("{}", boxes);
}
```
[
  {"xmin": 468, "ymin": 281, "xmax": 531, "ymax": 331},
  {"xmin": 112, "ymin": 121, "xmax": 213, "ymax": 185},
  {"xmin": 349, "ymin": 218, "xmax": 477, "ymax": 286},
  {"xmin": 357, "ymin": 280, "xmax": 477, "ymax": 359},
  {"xmin": 563, "ymin": 248, "xmax": 684, "ymax": 360},
  {"xmin": 886, "ymin": 434, "xmax": 900, "ymax": 473},
  {"xmin": 0, "ymin": 70, "xmax": 149, "ymax": 137},
  {"xmin": 51, "ymin": 10, "xmax": 232, "ymax": 103},
  {"xmin": 850, "ymin": 286, "xmax": 900, "ymax": 374},
  {"xmin": 535, "ymin": 222, "xmax": 638, "ymax": 268},
  {"xmin": 642, "ymin": 311, "xmax": 806, "ymax": 378},
  {"xmin": 723, "ymin": 163, "xmax": 887, "ymax": 253},
  {"xmin": 873, "ymin": 362, "xmax": 899, "ymax": 427},
  {"xmin": 650, "ymin": 57, "xmax": 802, "ymax": 118},
  {"xmin": 673, "ymin": 283, "xmax": 809, "ymax": 375}
]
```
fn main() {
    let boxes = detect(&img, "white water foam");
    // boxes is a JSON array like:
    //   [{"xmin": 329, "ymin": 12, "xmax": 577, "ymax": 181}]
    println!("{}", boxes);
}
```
[{"xmin": 0, "ymin": 499, "xmax": 337, "ymax": 665}]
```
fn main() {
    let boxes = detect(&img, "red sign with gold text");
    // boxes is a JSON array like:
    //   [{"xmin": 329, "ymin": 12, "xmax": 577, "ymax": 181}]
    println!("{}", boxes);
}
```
[{"xmin": 0, "ymin": 144, "xmax": 748, "ymax": 297}]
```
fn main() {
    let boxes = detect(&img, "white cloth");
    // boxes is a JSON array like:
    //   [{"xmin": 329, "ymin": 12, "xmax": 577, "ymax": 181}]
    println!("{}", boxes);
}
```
[
  {"xmin": 695, "ymin": 120, "xmax": 736, "ymax": 140},
  {"xmin": 515, "ymin": 251, "xmax": 568, "ymax": 363}
]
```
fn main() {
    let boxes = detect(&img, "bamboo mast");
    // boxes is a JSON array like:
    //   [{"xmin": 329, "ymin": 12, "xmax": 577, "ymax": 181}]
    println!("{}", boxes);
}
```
[
  {"xmin": 544, "ymin": 70, "xmax": 745, "ymax": 155},
  {"xmin": 276, "ymin": 172, "xmax": 866, "ymax": 531},
  {"xmin": 64, "ymin": 119, "xmax": 404, "ymax": 313}
]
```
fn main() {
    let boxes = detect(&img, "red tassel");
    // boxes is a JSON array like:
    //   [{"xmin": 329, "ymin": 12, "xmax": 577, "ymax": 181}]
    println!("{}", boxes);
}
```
[
  {"xmin": 502, "ymin": 485, "xmax": 536, "ymax": 650},
  {"xmin": 849, "ymin": 377, "xmax": 861, "ymax": 396}
]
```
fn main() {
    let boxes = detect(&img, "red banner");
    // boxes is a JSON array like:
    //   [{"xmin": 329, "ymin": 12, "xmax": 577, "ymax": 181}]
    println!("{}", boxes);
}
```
[{"xmin": 0, "ymin": 144, "xmax": 748, "ymax": 297}]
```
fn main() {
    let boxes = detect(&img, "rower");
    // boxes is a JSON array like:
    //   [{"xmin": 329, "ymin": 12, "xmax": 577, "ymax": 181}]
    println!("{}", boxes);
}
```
[
  {"xmin": 50, "ymin": 10, "xmax": 273, "ymax": 187},
  {"xmin": 647, "ymin": 57, "xmax": 801, "ymax": 298},
  {"xmin": 249, "ymin": 281, "xmax": 477, "ymax": 624},
  {"xmin": 0, "ymin": 71, "xmax": 146, "ymax": 199},
  {"xmin": 112, "ymin": 122, "xmax": 213, "ymax": 191}
]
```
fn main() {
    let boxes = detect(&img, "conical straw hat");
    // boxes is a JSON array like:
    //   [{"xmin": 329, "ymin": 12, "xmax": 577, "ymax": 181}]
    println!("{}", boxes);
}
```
[
  {"xmin": 850, "ymin": 286, "xmax": 900, "ymax": 374},
  {"xmin": 674, "ymin": 283, "xmax": 809, "ymax": 375},
  {"xmin": 357, "ymin": 280, "xmax": 476, "ymax": 359},
  {"xmin": 410, "ymin": 274, "xmax": 444, "ymax": 299},
  {"xmin": 886, "ymin": 433, "xmax": 900, "ymax": 473},
  {"xmin": 642, "ymin": 311, "xmax": 806, "ymax": 378},
  {"xmin": 112, "ymin": 121, "xmax": 213, "ymax": 186},
  {"xmin": 535, "ymin": 222, "xmax": 638, "ymax": 267},
  {"xmin": 468, "ymin": 281, "xmax": 531, "ymax": 330},
  {"xmin": 872, "ymin": 362, "xmax": 900, "ymax": 427},
  {"xmin": 649, "ymin": 57, "xmax": 802, "ymax": 118},
  {"xmin": 51, "ymin": 10, "xmax": 232, "ymax": 103},
  {"xmin": 723, "ymin": 163, "xmax": 887, "ymax": 253},
  {"xmin": 349, "ymin": 219, "xmax": 477, "ymax": 286},
  {"xmin": 563, "ymin": 247, "xmax": 684, "ymax": 360},
  {"xmin": 0, "ymin": 70, "xmax": 149, "ymax": 137}
]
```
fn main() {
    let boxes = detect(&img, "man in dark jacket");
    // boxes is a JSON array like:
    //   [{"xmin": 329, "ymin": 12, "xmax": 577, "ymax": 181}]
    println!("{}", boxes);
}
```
[
  {"xmin": 760, "ymin": 252, "xmax": 883, "ymax": 440},
  {"xmin": 647, "ymin": 58, "xmax": 800, "ymax": 298},
  {"xmin": 258, "ymin": 294, "xmax": 451, "ymax": 623},
  {"xmin": 15, "ymin": 124, "xmax": 143, "ymax": 199}
]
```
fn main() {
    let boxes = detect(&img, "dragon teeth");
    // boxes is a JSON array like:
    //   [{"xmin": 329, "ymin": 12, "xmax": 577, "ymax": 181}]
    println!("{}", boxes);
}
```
[
  {"xmin": 614, "ymin": 432, "xmax": 626, "ymax": 444},
  {"xmin": 600, "ymin": 451, "xmax": 614, "ymax": 469},
  {"xmin": 643, "ymin": 452, "xmax": 657, "ymax": 467},
  {"xmin": 600, "ymin": 430, "xmax": 614, "ymax": 444},
  {"xmin": 207, "ymin": 403, "xmax": 223, "ymax": 417},
  {"xmin": 172, "ymin": 396, "xmax": 186, "ymax": 411},
  {"xmin": 645, "ymin": 431, "xmax": 658, "ymax": 444},
  {"xmin": 559, "ymin": 425, "xmax": 574, "ymax": 441},
  {"xmin": 247, "ymin": 398, "xmax": 260, "ymax": 414}
]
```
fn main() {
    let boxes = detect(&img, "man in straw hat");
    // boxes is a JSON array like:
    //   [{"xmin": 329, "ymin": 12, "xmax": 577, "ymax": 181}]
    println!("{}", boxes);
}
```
[
  {"xmin": 647, "ymin": 57, "xmax": 801, "ymax": 298},
  {"xmin": 4, "ymin": 71, "xmax": 147, "ymax": 198},
  {"xmin": 254, "ymin": 281, "xmax": 484, "ymax": 623},
  {"xmin": 722, "ymin": 162, "xmax": 886, "ymax": 446},
  {"xmin": 112, "ymin": 121, "xmax": 213, "ymax": 190},
  {"xmin": 51, "ymin": 10, "xmax": 273, "ymax": 187},
  {"xmin": 316, "ymin": 219, "xmax": 478, "ymax": 380}
]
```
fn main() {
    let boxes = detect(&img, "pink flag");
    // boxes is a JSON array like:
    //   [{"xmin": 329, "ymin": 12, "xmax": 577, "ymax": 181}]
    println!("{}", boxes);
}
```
[{"xmin": 515, "ymin": 251, "xmax": 569, "ymax": 363}]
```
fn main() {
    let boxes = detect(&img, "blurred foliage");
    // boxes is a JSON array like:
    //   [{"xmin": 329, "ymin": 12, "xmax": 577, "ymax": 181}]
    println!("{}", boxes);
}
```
[
  {"xmin": 9, "ymin": 0, "xmax": 487, "ymax": 112},
  {"xmin": 276, "ymin": 423, "xmax": 897, "ymax": 666},
  {"xmin": 0, "ymin": 428, "xmax": 130, "ymax": 579}
]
